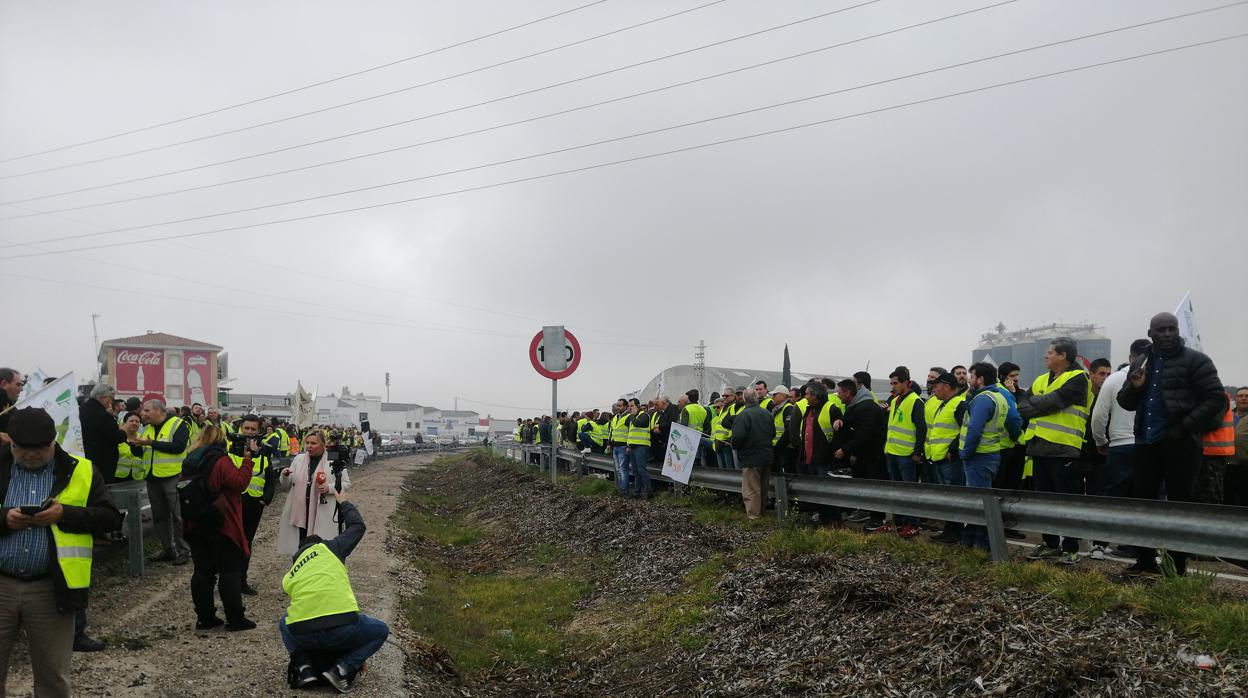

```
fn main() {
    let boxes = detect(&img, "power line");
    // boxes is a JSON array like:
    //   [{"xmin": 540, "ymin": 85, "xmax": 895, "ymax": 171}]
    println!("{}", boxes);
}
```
[
  {"xmin": 0, "ymin": 0, "xmax": 730, "ymax": 179},
  {"xmin": 4, "ymin": 32, "xmax": 1243, "ymax": 260},
  {"xmin": 7, "ymin": 0, "xmax": 1026, "ymax": 216},
  {"xmin": 0, "ymin": 0, "xmax": 613, "ymax": 164},
  {"xmin": 7, "ymin": 8, "xmax": 1239, "ymax": 251}
]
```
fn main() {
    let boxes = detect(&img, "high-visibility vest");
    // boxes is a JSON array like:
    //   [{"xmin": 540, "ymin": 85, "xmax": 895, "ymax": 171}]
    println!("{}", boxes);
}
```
[
  {"xmin": 142, "ymin": 417, "xmax": 188, "ymax": 478},
  {"xmin": 513, "ymin": 426, "xmax": 522, "ymax": 442},
  {"xmin": 801, "ymin": 400, "xmax": 837, "ymax": 442},
  {"xmin": 772, "ymin": 402, "xmax": 795, "ymax": 446},
  {"xmin": 221, "ymin": 420, "xmax": 236, "ymax": 437},
  {"xmin": 1021, "ymin": 370, "xmax": 1090, "ymax": 449},
  {"xmin": 610, "ymin": 413, "xmax": 630, "ymax": 445},
  {"xmin": 229, "ymin": 451, "xmax": 269, "ymax": 498},
  {"xmin": 711, "ymin": 403, "xmax": 741, "ymax": 444},
  {"xmin": 277, "ymin": 428, "xmax": 291, "ymax": 455},
  {"xmin": 52, "ymin": 456, "xmax": 95, "ymax": 589},
  {"xmin": 1202, "ymin": 398, "xmax": 1235, "ymax": 456},
  {"xmin": 993, "ymin": 385, "xmax": 1016, "ymax": 449},
  {"xmin": 960, "ymin": 390, "xmax": 1009, "ymax": 455},
  {"xmin": 885, "ymin": 392, "xmax": 923, "ymax": 456},
  {"xmin": 626, "ymin": 412, "xmax": 652, "ymax": 447},
  {"xmin": 795, "ymin": 398, "xmax": 808, "ymax": 416},
  {"xmin": 923, "ymin": 396, "xmax": 944, "ymax": 450},
  {"xmin": 115, "ymin": 443, "xmax": 147, "ymax": 480},
  {"xmin": 289, "ymin": 436, "xmax": 300, "ymax": 455},
  {"xmin": 589, "ymin": 420, "xmax": 606, "ymax": 446},
  {"xmin": 759, "ymin": 396, "xmax": 773, "ymax": 411},
  {"xmin": 683, "ymin": 404, "xmax": 708, "ymax": 433},
  {"xmin": 187, "ymin": 420, "xmax": 203, "ymax": 446},
  {"xmin": 576, "ymin": 418, "xmax": 588, "ymax": 436},
  {"xmin": 534, "ymin": 425, "xmax": 543, "ymax": 444},
  {"xmin": 925, "ymin": 393, "xmax": 966, "ymax": 462},
  {"xmin": 282, "ymin": 542, "xmax": 359, "ymax": 626}
]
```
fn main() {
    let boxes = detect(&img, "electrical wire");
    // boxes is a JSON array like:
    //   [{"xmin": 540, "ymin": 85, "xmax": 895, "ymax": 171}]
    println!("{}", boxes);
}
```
[
  {"xmin": 3, "ymin": 32, "xmax": 1243, "ymax": 260},
  {"xmin": 6, "ymin": 12, "xmax": 1241, "ymax": 252},
  {"xmin": 0, "ymin": 0, "xmax": 731, "ymax": 179},
  {"xmin": 7, "ymin": 0, "xmax": 1034, "ymax": 215},
  {"xmin": 0, "ymin": 0, "xmax": 613, "ymax": 164}
]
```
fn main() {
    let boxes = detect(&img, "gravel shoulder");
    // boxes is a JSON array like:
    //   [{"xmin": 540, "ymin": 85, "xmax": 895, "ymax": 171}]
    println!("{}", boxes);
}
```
[{"xmin": 3, "ymin": 452, "xmax": 436, "ymax": 698}]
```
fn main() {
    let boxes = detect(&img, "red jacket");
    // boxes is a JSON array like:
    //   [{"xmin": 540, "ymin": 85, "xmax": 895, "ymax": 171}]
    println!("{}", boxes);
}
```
[{"xmin": 185, "ymin": 454, "xmax": 253, "ymax": 557}]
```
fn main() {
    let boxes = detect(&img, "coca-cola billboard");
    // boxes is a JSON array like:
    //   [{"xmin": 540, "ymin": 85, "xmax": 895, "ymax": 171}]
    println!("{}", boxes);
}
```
[{"xmin": 114, "ymin": 348, "xmax": 165, "ymax": 395}]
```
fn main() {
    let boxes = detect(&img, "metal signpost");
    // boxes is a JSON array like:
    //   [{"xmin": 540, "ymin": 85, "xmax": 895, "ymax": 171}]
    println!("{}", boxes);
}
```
[{"xmin": 529, "ymin": 326, "xmax": 581, "ymax": 483}]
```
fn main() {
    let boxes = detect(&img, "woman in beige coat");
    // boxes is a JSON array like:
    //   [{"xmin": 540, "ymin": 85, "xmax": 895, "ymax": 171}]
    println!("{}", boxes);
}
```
[{"xmin": 276, "ymin": 430, "xmax": 351, "ymax": 556}]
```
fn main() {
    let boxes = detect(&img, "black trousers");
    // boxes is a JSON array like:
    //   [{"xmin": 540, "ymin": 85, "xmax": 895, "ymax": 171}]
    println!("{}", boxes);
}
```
[
  {"xmin": 188, "ymin": 530, "xmax": 245, "ymax": 622},
  {"xmin": 1032, "ymin": 456, "xmax": 1082, "ymax": 553},
  {"xmin": 1226, "ymin": 463, "xmax": 1248, "ymax": 507},
  {"xmin": 1133, "ymin": 436, "xmax": 1199, "ymax": 573},
  {"xmin": 993, "ymin": 446, "xmax": 1027, "ymax": 490},
  {"xmin": 773, "ymin": 445, "xmax": 797, "ymax": 474},
  {"xmin": 240, "ymin": 497, "xmax": 264, "ymax": 584}
]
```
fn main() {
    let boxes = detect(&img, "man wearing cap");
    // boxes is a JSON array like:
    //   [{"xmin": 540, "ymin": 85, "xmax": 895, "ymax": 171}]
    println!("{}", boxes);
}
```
[
  {"xmin": 769, "ymin": 386, "xmax": 799, "ymax": 474},
  {"xmin": 0, "ymin": 408, "xmax": 123, "ymax": 697}
]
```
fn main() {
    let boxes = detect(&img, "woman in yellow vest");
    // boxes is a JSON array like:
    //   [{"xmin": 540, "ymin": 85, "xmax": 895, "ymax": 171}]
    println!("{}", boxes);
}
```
[{"xmin": 280, "ymin": 493, "xmax": 389, "ymax": 691}]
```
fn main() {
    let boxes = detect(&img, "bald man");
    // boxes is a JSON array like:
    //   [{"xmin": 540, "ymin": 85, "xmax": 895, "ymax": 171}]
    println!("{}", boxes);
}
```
[{"xmin": 1116, "ymin": 311, "xmax": 1225, "ymax": 577}]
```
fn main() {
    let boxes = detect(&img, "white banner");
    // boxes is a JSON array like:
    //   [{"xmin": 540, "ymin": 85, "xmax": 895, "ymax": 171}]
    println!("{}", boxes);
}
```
[
  {"xmin": 661, "ymin": 422, "xmax": 701, "ymax": 485},
  {"xmin": 15, "ymin": 372, "xmax": 84, "ymax": 456},
  {"xmin": 293, "ymin": 381, "xmax": 315, "ymax": 429},
  {"xmin": 1175, "ymin": 291, "xmax": 1203, "ymax": 352}
]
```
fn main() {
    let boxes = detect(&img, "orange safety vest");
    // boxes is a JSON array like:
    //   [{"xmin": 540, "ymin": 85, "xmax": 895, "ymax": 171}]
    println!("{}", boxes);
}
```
[{"xmin": 1201, "ymin": 396, "xmax": 1235, "ymax": 456}]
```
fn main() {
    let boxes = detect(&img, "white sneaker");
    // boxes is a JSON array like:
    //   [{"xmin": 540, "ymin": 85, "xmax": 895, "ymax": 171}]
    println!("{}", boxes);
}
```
[
  {"xmin": 581, "ymin": 448, "xmax": 591, "ymax": 454},
  {"xmin": 1089, "ymin": 544, "xmax": 1107, "ymax": 560}
]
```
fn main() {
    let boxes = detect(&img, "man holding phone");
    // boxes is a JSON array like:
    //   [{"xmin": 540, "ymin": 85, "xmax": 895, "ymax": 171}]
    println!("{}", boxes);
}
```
[
  {"xmin": 0, "ymin": 407, "xmax": 123, "ymax": 697},
  {"xmin": 231, "ymin": 414, "xmax": 274, "ymax": 596}
]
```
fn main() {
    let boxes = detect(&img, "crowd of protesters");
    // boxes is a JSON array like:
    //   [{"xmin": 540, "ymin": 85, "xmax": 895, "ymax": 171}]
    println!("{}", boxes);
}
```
[{"xmin": 512, "ymin": 312, "xmax": 1246, "ymax": 577}]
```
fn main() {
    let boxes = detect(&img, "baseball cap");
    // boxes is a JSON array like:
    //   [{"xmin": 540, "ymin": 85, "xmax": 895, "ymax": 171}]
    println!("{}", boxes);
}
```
[{"xmin": 772, "ymin": 385, "xmax": 790, "ymax": 395}]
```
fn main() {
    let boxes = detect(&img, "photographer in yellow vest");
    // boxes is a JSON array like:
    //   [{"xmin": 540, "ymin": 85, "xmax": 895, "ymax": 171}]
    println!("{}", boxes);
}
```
[
  {"xmin": 280, "ymin": 492, "xmax": 389, "ymax": 693},
  {"xmin": 0, "ymin": 408, "xmax": 122, "ymax": 698}
]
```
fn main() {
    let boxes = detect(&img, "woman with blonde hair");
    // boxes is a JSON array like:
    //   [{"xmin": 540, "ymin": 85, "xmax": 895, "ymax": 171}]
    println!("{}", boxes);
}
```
[
  {"xmin": 181, "ymin": 425, "xmax": 255, "ymax": 630},
  {"xmin": 277, "ymin": 429, "xmax": 350, "ymax": 555}
]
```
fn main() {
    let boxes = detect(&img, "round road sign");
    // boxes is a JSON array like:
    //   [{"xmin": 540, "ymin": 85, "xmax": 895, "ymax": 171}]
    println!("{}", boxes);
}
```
[{"xmin": 529, "ymin": 329, "xmax": 581, "ymax": 380}]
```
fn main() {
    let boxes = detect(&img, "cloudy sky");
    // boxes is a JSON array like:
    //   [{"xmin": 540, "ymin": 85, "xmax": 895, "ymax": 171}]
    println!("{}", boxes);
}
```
[{"xmin": 2, "ymin": 0, "xmax": 1245, "ymax": 418}]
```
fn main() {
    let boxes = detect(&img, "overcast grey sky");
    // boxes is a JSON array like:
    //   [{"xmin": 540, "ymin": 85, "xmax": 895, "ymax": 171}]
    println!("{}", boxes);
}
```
[{"xmin": 2, "ymin": 0, "xmax": 1245, "ymax": 418}]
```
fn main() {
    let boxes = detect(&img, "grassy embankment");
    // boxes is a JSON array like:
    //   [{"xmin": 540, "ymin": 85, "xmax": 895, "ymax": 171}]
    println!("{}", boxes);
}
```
[{"xmin": 397, "ymin": 450, "xmax": 1248, "ymax": 680}]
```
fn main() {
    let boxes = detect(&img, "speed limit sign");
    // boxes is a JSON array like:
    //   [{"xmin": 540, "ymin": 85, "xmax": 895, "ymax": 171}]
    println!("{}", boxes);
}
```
[{"xmin": 529, "ymin": 326, "xmax": 581, "ymax": 380}]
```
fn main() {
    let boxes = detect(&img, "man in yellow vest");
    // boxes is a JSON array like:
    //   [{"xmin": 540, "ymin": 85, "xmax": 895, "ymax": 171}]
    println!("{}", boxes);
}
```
[
  {"xmin": 769, "ymin": 386, "xmax": 799, "ymax": 474},
  {"xmin": 677, "ymin": 390, "xmax": 712, "ymax": 468},
  {"xmin": 0, "ymin": 408, "xmax": 122, "ymax": 697},
  {"xmin": 1018, "ymin": 338, "xmax": 1091, "ymax": 565},
  {"xmin": 280, "ymin": 492, "xmax": 388, "ymax": 693},
  {"xmin": 880, "ymin": 367, "xmax": 927, "ymax": 538},
  {"xmin": 958, "ymin": 364, "xmax": 1022, "ymax": 550},
  {"xmin": 232, "ymin": 414, "xmax": 274, "ymax": 596},
  {"xmin": 135, "ymin": 398, "xmax": 192, "ymax": 564},
  {"xmin": 926, "ymin": 372, "xmax": 966, "ymax": 543},
  {"xmin": 607, "ymin": 400, "xmax": 631, "ymax": 494}
]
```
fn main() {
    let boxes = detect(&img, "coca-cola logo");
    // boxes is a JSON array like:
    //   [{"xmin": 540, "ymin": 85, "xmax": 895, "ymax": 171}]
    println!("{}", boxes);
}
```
[{"xmin": 116, "ymin": 350, "xmax": 162, "ymax": 366}]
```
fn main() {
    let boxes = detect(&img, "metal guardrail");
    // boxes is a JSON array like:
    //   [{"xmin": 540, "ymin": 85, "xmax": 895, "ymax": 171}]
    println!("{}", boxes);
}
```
[{"xmin": 492, "ymin": 443, "xmax": 1248, "ymax": 564}]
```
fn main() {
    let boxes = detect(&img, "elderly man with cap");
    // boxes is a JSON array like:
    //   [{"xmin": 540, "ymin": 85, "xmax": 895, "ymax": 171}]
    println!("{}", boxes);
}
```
[
  {"xmin": 769, "ymin": 385, "xmax": 800, "ymax": 474},
  {"xmin": 0, "ymin": 408, "xmax": 123, "ymax": 697}
]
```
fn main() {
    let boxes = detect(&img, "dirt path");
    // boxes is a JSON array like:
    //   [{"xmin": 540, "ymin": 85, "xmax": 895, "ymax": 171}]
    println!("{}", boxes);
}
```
[{"xmin": 4, "ymin": 453, "xmax": 437, "ymax": 698}]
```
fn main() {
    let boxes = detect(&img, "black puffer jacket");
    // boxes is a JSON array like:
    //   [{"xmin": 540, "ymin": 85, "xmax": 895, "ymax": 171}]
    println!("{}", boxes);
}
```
[{"xmin": 1117, "ymin": 339, "xmax": 1224, "ymax": 439}]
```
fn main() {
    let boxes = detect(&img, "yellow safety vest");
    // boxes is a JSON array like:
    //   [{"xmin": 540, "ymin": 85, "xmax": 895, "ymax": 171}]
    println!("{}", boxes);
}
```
[
  {"xmin": 115, "ymin": 443, "xmax": 147, "ymax": 480},
  {"xmin": 588, "ymin": 420, "xmax": 606, "ymax": 446},
  {"xmin": 885, "ymin": 392, "xmax": 923, "ymax": 456},
  {"xmin": 186, "ymin": 420, "xmax": 203, "ymax": 446},
  {"xmin": 52, "ymin": 457, "xmax": 95, "ymax": 589},
  {"xmin": 772, "ymin": 402, "xmax": 795, "ymax": 446},
  {"xmin": 801, "ymin": 400, "xmax": 837, "ymax": 442},
  {"xmin": 683, "ymin": 404, "xmax": 708, "ymax": 433},
  {"xmin": 609, "ymin": 413, "xmax": 629, "ymax": 445},
  {"xmin": 626, "ymin": 412, "xmax": 652, "ymax": 447},
  {"xmin": 229, "ymin": 451, "xmax": 269, "ymax": 499},
  {"xmin": 1021, "ymin": 370, "xmax": 1091, "ymax": 450},
  {"xmin": 221, "ymin": 420, "xmax": 236, "ymax": 437},
  {"xmin": 959, "ymin": 390, "xmax": 1009, "ymax": 455},
  {"xmin": 923, "ymin": 395, "xmax": 944, "ymax": 458},
  {"xmin": 282, "ymin": 542, "xmax": 359, "ymax": 625},
  {"xmin": 513, "ymin": 426, "xmax": 522, "ymax": 442},
  {"xmin": 925, "ymin": 393, "xmax": 966, "ymax": 461},
  {"xmin": 277, "ymin": 428, "xmax": 291, "ymax": 455},
  {"xmin": 759, "ymin": 396, "xmax": 773, "ymax": 411},
  {"xmin": 711, "ymin": 403, "xmax": 741, "ymax": 444},
  {"xmin": 795, "ymin": 398, "xmax": 808, "ymax": 416},
  {"xmin": 142, "ymin": 417, "xmax": 188, "ymax": 478}
]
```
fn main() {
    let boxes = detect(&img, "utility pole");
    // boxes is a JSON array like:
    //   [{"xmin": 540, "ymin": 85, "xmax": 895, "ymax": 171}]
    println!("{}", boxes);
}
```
[
  {"xmin": 91, "ymin": 313, "xmax": 102, "ymax": 382},
  {"xmin": 384, "ymin": 372, "xmax": 390, "ymax": 402},
  {"xmin": 693, "ymin": 339, "xmax": 706, "ymax": 400}
]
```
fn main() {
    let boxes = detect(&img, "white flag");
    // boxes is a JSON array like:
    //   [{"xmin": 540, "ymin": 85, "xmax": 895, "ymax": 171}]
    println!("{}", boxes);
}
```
[
  {"xmin": 661, "ymin": 422, "xmax": 701, "ymax": 485},
  {"xmin": 293, "ymin": 381, "xmax": 315, "ymax": 429},
  {"xmin": 15, "ymin": 373, "xmax": 84, "ymax": 456},
  {"xmin": 1175, "ymin": 292, "xmax": 1203, "ymax": 352}
]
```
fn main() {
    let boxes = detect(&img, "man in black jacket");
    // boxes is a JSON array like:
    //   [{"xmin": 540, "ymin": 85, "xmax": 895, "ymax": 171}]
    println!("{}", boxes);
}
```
[
  {"xmin": 730, "ymin": 388, "xmax": 776, "ymax": 519},
  {"xmin": 80, "ymin": 383, "xmax": 126, "ymax": 484},
  {"xmin": 1117, "ymin": 312, "xmax": 1225, "ymax": 576},
  {"xmin": 833, "ymin": 379, "xmax": 888, "ymax": 528},
  {"xmin": 0, "ymin": 408, "xmax": 123, "ymax": 697}
]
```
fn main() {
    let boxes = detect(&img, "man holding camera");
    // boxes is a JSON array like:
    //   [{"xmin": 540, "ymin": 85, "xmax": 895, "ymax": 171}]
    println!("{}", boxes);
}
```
[
  {"xmin": 0, "ymin": 408, "xmax": 122, "ymax": 697},
  {"xmin": 230, "ymin": 414, "xmax": 276, "ymax": 596}
]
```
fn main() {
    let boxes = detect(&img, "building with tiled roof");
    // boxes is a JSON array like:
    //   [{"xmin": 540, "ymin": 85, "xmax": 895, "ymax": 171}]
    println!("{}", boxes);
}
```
[{"xmin": 99, "ymin": 330, "xmax": 224, "ymax": 407}]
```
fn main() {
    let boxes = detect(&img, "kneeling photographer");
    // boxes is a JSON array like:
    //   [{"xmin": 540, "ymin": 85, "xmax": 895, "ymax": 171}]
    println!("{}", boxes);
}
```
[{"xmin": 277, "ymin": 430, "xmax": 351, "ymax": 557}]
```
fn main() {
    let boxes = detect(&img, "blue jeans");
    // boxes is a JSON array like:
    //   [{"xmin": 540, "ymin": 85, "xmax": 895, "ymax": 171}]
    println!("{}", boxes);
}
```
[
  {"xmin": 279, "ymin": 613, "xmax": 390, "ymax": 672},
  {"xmin": 630, "ymin": 446, "xmax": 652, "ymax": 494},
  {"xmin": 937, "ymin": 457, "xmax": 965, "ymax": 486},
  {"xmin": 612, "ymin": 446, "xmax": 630, "ymax": 494},
  {"xmin": 961, "ymin": 452, "xmax": 1001, "ymax": 550},
  {"xmin": 885, "ymin": 454, "xmax": 918, "ymax": 526},
  {"xmin": 577, "ymin": 432, "xmax": 594, "ymax": 450},
  {"xmin": 1100, "ymin": 445, "xmax": 1136, "ymax": 498}
]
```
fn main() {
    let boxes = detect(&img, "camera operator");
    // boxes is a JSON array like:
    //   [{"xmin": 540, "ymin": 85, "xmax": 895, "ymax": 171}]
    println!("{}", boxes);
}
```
[
  {"xmin": 276, "ymin": 430, "xmax": 351, "ymax": 557},
  {"xmin": 228, "ymin": 414, "xmax": 276, "ymax": 596}
]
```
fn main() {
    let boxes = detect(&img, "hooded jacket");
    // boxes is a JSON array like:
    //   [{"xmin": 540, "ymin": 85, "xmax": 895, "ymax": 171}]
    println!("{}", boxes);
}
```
[{"xmin": 834, "ymin": 388, "xmax": 886, "ymax": 466}]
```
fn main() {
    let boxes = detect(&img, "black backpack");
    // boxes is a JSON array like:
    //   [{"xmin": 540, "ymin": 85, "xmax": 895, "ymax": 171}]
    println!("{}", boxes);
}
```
[{"xmin": 178, "ymin": 445, "xmax": 225, "ymax": 527}]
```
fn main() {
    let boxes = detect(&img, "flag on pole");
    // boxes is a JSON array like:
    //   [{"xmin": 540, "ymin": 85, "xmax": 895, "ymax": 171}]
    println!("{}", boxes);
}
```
[
  {"xmin": 293, "ymin": 381, "xmax": 315, "ymax": 429},
  {"xmin": 16, "ymin": 373, "xmax": 84, "ymax": 456},
  {"xmin": 1175, "ymin": 291, "xmax": 1203, "ymax": 352}
]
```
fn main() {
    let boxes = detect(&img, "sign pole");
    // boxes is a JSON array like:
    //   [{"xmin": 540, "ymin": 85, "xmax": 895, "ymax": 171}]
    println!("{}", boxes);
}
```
[{"xmin": 551, "ymin": 378, "xmax": 559, "ymax": 483}]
